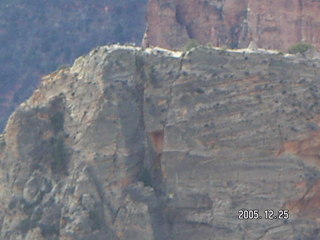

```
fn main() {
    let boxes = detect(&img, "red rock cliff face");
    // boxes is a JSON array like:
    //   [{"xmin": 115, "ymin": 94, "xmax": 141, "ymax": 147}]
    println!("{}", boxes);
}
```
[{"xmin": 144, "ymin": 0, "xmax": 320, "ymax": 51}]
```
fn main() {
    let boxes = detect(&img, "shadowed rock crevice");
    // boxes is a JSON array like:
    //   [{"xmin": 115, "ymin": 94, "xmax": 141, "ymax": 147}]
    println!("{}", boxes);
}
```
[
  {"xmin": 48, "ymin": 96, "xmax": 70, "ymax": 176},
  {"xmin": 146, "ymin": 130, "xmax": 166, "ymax": 196}
]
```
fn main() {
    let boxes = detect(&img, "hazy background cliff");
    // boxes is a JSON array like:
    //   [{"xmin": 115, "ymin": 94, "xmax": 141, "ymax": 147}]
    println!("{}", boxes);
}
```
[
  {"xmin": 0, "ymin": 0, "xmax": 148, "ymax": 131},
  {"xmin": 144, "ymin": 0, "xmax": 320, "ymax": 51}
]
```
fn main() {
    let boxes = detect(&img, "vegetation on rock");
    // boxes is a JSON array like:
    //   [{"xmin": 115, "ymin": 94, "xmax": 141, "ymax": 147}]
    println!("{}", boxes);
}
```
[
  {"xmin": 185, "ymin": 39, "xmax": 199, "ymax": 51},
  {"xmin": 288, "ymin": 42, "xmax": 314, "ymax": 54}
]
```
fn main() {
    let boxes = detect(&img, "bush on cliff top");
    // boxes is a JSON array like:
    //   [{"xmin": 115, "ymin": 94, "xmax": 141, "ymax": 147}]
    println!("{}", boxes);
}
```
[
  {"xmin": 288, "ymin": 42, "xmax": 314, "ymax": 54},
  {"xmin": 185, "ymin": 39, "xmax": 199, "ymax": 51}
]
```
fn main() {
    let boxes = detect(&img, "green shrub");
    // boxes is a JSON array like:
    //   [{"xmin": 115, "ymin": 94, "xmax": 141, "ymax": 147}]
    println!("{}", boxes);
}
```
[
  {"xmin": 288, "ymin": 42, "xmax": 314, "ymax": 54},
  {"xmin": 206, "ymin": 42, "xmax": 214, "ymax": 48},
  {"xmin": 185, "ymin": 39, "xmax": 199, "ymax": 51}
]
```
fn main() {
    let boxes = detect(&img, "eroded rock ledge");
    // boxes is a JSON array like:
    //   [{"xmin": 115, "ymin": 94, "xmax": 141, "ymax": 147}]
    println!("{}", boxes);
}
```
[{"xmin": 1, "ymin": 45, "xmax": 320, "ymax": 239}]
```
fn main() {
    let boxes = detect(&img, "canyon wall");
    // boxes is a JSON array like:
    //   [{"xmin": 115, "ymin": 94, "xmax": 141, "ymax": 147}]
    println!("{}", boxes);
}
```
[
  {"xmin": 144, "ymin": 0, "xmax": 320, "ymax": 51},
  {"xmin": 1, "ymin": 45, "xmax": 320, "ymax": 239}
]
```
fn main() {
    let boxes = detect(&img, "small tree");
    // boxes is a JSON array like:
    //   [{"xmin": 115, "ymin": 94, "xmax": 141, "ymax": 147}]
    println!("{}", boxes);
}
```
[
  {"xmin": 185, "ymin": 39, "xmax": 199, "ymax": 51},
  {"xmin": 288, "ymin": 42, "xmax": 314, "ymax": 54}
]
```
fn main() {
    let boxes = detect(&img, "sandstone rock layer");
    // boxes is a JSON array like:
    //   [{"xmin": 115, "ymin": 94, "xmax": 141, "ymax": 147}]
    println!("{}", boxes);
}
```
[
  {"xmin": 1, "ymin": 46, "xmax": 320, "ymax": 239},
  {"xmin": 144, "ymin": 0, "xmax": 320, "ymax": 51}
]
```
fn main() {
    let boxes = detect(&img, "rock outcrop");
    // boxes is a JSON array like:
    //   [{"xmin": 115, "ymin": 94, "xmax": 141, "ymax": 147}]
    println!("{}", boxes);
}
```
[
  {"xmin": 144, "ymin": 0, "xmax": 320, "ymax": 51},
  {"xmin": 1, "ymin": 45, "xmax": 320, "ymax": 239},
  {"xmin": 0, "ymin": 0, "xmax": 148, "ymax": 132}
]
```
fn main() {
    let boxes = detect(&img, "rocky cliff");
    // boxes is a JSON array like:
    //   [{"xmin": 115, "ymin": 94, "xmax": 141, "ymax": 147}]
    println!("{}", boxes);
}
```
[
  {"xmin": 1, "ymin": 45, "xmax": 320, "ymax": 239},
  {"xmin": 0, "ymin": 0, "xmax": 148, "ymax": 132},
  {"xmin": 144, "ymin": 0, "xmax": 320, "ymax": 51}
]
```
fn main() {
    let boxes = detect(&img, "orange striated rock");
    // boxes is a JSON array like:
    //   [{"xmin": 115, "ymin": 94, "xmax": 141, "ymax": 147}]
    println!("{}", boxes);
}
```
[
  {"xmin": 142, "ymin": 0, "xmax": 190, "ymax": 49},
  {"xmin": 286, "ymin": 179, "xmax": 320, "ymax": 223},
  {"xmin": 279, "ymin": 130, "xmax": 320, "ymax": 222},
  {"xmin": 248, "ymin": 0, "xmax": 320, "ymax": 50},
  {"xmin": 145, "ymin": 0, "xmax": 320, "ymax": 51},
  {"xmin": 278, "ymin": 130, "xmax": 320, "ymax": 166}
]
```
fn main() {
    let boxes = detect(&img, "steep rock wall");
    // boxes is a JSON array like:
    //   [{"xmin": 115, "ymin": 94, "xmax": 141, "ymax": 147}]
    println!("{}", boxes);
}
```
[
  {"xmin": 1, "ymin": 46, "xmax": 320, "ymax": 239},
  {"xmin": 144, "ymin": 0, "xmax": 320, "ymax": 51}
]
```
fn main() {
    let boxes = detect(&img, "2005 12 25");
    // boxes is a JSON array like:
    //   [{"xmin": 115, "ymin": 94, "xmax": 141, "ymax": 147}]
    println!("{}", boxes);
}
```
[{"xmin": 238, "ymin": 209, "xmax": 289, "ymax": 220}]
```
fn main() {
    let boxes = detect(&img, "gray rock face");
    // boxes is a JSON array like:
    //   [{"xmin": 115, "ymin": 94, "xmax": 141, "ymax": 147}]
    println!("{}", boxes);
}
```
[{"xmin": 1, "ymin": 45, "xmax": 320, "ymax": 239}]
